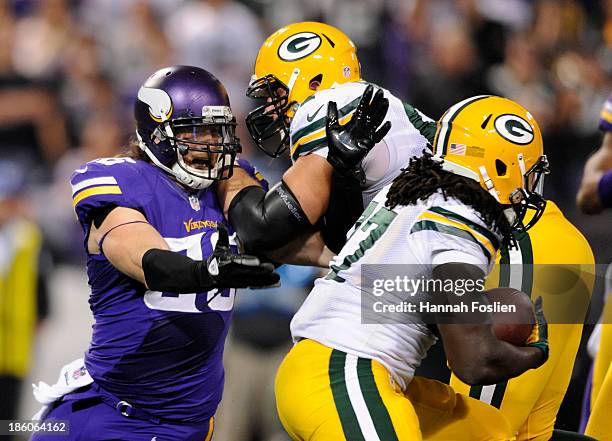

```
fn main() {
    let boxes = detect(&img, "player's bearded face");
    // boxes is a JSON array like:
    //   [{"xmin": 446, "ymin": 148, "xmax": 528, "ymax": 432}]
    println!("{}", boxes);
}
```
[{"xmin": 174, "ymin": 126, "xmax": 223, "ymax": 172}]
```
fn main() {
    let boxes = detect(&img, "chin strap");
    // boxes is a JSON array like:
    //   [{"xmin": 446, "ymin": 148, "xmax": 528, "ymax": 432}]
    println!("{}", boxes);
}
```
[
  {"xmin": 136, "ymin": 131, "xmax": 215, "ymax": 190},
  {"xmin": 171, "ymin": 162, "xmax": 214, "ymax": 190}
]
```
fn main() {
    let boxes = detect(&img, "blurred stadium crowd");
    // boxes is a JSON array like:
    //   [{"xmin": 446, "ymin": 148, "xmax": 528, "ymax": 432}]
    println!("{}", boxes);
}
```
[{"xmin": 0, "ymin": 0, "xmax": 610, "ymax": 439}]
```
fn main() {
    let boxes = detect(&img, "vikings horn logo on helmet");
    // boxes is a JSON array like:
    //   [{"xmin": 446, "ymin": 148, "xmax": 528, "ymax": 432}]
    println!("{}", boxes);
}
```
[{"xmin": 137, "ymin": 86, "xmax": 173, "ymax": 123}]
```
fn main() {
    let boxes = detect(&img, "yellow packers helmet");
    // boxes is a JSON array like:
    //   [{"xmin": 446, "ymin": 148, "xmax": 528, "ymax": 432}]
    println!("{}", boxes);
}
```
[
  {"xmin": 433, "ymin": 95, "xmax": 549, "ymax": 232},
  {"xmin": 246, "ymin": 21, "xmax": 361, "ymax": 157}
]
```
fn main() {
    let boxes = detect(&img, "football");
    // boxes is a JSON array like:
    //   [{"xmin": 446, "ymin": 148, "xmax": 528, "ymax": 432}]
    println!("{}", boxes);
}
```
[{"xmin": 486, "ymin": 288, "xmax": 535, "ymax": 346}]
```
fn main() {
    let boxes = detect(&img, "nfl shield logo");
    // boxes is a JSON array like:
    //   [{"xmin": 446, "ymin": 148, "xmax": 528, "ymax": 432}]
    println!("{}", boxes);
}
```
[{"xmin": 189, "ymin": 195, "xmax": 201, "ymax": 211}]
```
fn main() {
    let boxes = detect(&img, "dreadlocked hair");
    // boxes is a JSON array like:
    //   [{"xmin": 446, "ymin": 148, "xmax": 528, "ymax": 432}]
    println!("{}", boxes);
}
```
[{"xmin": 385, "ymin": 153, "xmax": 512, "ymax": 246}]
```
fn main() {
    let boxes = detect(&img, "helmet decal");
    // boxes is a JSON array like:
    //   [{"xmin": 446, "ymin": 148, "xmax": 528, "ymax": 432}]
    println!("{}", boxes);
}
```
[
  {"xmin": 434, "ymin": 95, "xmax": 490, "ymax": 157},
  {"xmin": 248, "ymin": 22, "xmax": 361, "ymax": 157},
  {"xmin": 494, "ymin": 114, "xmax": 534, "ymax": 145},
  {"xmin": 278, "ymin": 32, "xmax": 322, "ymax": 61},
  {"xmin": 137, "ymin": 86, "xmax": 173, "ymax": 123},
  {"xmin": 134, "ymin": 66, "xmax": 240, "ymax": 189},
  {"xmin": 433, "ymin": 95, "xmax": 547, "ymax": 234}
]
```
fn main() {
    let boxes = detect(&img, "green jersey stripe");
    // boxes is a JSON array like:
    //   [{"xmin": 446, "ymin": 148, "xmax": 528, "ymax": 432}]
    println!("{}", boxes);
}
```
[
  {"xmin": 498, "ymin": 247, "xmax": 511, "ymax": 287},
  {"xmin": 469, "ymin": 385, "xmax": 483, "ymax": 399},
  {"xmin": 411, "ymin": 220, "xmax": 492, "ymax": 261},
  {"xmin": 356, "ymin": 358, "xmax": 400, "ymax": 441},
  {"xmin": 403, "ymin": 102, "xmax": 436, "ymax": 146},
  {"xmin": 292, "ymin": 137, "xmax": 327, "ymax": 159},
  {"xmin": 490, "ymin": 381, "xmax": 508, "ymax": 409},
  {"xmin": 327, "ymin": 204, "xmax": 397, "ymax": 282},
  {"xmin": 517, "ymin": 233, "xmax": 534, "ymax": 296},
  {"xmin": 476, "ymin": 234, "xmax": 534, "ymax": 411},
  {"xmin": 329, "ymin": 350, "xmax": 366, "ymax": 441},
  {"xmin": 292, "ymin": 95, "xmax": 361, "ymax": 143},
  {"xmin": 429, "ymin": 206, "xmax": 500, "ymax": 250}
]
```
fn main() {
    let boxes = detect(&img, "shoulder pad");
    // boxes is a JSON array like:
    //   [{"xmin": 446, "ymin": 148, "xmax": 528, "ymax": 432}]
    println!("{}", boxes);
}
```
[
  {"xmin": 290, "ymin": 82, "xmax": 366, "ymax": 162},
  {"xmin": 415, "ymin": 196, "xmax": 501, "ymax": 264},
  {"xmin": 70, "ymin": 158, "xmax": 150, "ymax": 228},
  {"xmin": 235, "ymin": 157, "xmax": 269, "ymax": 191}
]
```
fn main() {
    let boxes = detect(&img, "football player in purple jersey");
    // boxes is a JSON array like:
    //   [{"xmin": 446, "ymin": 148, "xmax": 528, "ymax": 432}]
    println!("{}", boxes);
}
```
[
  {"xmin": 31, "ymin": 66, "xmax": 279, "ymax": 441},
  {"xmin": 577, "ymin": 93, "xmax": 612, "ymax": 214}
]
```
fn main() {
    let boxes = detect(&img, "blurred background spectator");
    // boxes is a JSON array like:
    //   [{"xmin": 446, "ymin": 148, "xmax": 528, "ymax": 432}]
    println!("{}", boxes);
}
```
[
  {"xmin": 0, "ymin": 158, "xmax": 50, "ymax": 440},
  {"xmin": 0, "ymin": 0, "xmax": 608, "ymax": 439}
]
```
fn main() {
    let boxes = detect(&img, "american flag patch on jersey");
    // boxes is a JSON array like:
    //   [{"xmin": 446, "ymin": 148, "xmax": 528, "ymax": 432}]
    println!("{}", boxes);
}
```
[{"xmin": 449, "ymin": 143, "xmax": 466, "ymax": 155}]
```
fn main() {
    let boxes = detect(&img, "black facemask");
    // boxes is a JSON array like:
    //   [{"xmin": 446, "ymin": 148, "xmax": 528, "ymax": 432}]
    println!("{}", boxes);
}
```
[
  {"xmin": 245, "ymin": 75, "xmax": 294, "ymax": 158},
  {"xmin": 508, "ymin": 155, "xmax": 550, "ymax": 235}
]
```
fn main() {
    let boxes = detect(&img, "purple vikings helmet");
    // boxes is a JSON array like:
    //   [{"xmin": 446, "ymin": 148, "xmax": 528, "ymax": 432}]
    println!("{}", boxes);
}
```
[{"xmin": 135, "ymin": 66, "xmax": 240, "ymax": 189}]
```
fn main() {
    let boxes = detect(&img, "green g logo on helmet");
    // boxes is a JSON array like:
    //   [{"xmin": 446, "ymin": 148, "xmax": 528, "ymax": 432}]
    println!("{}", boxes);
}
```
[
  {"xmin": 494, "ymin": 114, "xmax": 534, "ymax": 145},
  {"xmin": 278, "ymin": 32, "xmax": 322, "ymax": 61}
]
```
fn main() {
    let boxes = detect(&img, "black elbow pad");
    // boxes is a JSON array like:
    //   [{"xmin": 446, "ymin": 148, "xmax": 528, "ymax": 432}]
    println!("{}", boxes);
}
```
[{"xmin": 228, "ymin": 181, "xmax": 311, "ymax": 252}]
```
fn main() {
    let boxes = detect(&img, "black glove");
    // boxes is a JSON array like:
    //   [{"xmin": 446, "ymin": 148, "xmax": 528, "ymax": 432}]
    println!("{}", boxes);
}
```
[
  {"xmin": 325, "ymin": 84, "xmax": 392, "ymax": 183},
  {"xmin": 206, "ymin": 224, "xmax": 280, "ymax": 289}
]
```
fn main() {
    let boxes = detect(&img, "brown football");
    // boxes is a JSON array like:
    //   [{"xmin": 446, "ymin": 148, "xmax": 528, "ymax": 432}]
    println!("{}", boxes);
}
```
[{"xmin": 486, "ymin": 288, "xmax": 535, "ymax": 346}]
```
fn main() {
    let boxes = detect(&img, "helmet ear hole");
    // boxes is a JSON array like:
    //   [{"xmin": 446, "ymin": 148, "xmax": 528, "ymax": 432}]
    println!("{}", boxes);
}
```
[
  {"xmin": 496, "ymin": 159, "xmax": 507, "ymax": 177},
  {"xmin": 309, "ymin": 74, "xmax": 323, "ymax": 90}
]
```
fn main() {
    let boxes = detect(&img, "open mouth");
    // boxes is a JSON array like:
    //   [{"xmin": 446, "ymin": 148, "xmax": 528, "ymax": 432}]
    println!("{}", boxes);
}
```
[
  {"xmin": 187, "ymin": 158, "xmax": 209, "ymax": 171},
  {"xmin": 184, "ymin": 151, "xmax": 214, "ymax": 171}
]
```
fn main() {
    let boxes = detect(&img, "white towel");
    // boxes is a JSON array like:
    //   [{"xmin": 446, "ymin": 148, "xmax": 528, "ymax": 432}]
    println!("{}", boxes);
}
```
[{"xmin": 31, "ymin": 358, "xmax": 94, "ymax": 420}]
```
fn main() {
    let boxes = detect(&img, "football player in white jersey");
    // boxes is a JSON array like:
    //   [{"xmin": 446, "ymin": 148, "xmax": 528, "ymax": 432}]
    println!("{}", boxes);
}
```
[
  {"xmin": 275, "ymin": 95, "xmax": 550, "ymax": 441},
  {"xmin": 219, "ymin": 22, "xmax": 435, "ymax": 255}
]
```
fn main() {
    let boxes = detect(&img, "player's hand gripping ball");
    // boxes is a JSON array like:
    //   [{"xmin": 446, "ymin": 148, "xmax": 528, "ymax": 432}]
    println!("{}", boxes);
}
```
[{"xmin": 486, "ymin": 288, "xmax": 535, "ymax": 346}]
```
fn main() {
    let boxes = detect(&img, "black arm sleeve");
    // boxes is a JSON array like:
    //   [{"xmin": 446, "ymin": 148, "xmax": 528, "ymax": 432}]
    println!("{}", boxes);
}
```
[
  {"xmin": 142, "ymin": 249, "xmax": 212, "ymax": 293},
  {"xmin": 228, "ymin": 180, "xmax": 312, "ymax": 253},
  {"xmin": 321, "ymin": 171, "xmax": 364, "ymax": 254}
]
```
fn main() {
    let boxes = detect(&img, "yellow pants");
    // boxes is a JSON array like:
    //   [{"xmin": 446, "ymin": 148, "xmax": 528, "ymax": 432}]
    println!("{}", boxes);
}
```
[
  {"xmin": 585, "ymin": 302, "xmax": 612, "ymax": 440},
  {"xmin": 275, "ymin": 339, "xmax": 515, "ymax": 440}
]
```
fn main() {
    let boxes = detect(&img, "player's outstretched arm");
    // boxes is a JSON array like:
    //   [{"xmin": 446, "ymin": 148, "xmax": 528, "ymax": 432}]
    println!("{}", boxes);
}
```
[
  {"xmin": 226, "ymin": 159, "xmax": 328, "ymax": 253},
  {"xmin": 320, "ymin": 84, "xmax": 392, "ymax": 253},
  {"xmin": 325, "ymin": 84, "xmax": 391, "ymax": 181},
  {"xmin": 221, "ymin": 86, "xmax": 391, "ymax": 255},
  {"xmin": 217, "ymin": 162, "xmax": 335, "ymax": 263},
  {"xmin": 577, "ymin": 132, "xmax": 612, "ymax": 214},
  {"xmin": 265, "ymin": 229, "xmax": 335, "ymax": 268},
  {"xmin": 89, "ymin": 206, "xmax": 279, "ymax": 291},
  {"xmin": 433, "ymin": 263, "xmax": 548, "ymax": 386}
]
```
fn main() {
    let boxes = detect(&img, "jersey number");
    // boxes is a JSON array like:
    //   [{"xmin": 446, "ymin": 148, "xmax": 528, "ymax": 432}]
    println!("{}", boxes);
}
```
[
  {"xmin": 143, "ymin": 232, "xmax": 235, "ymax": 313},
  {"xmin": 93, "ymin": 157, "xmax": 137, "ymax": 166},
  {"xmin": 327, "ymin": 201, "xmax": 397, "ymax": 282}
]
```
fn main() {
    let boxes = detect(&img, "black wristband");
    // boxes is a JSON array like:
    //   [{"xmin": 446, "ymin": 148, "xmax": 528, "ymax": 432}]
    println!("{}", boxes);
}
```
[{"xmin": 141, "ymin": 249, "xmax": 213, "ymax": 293}]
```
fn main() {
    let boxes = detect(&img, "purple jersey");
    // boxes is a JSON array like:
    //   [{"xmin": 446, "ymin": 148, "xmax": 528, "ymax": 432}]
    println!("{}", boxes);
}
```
[
  {"xmin": 600, "ymin": 94, "xmax": 612, "ymax": 132},
  {"xmin": 70, "ymin": 157, "xmax": 265, "ymax": 423}
]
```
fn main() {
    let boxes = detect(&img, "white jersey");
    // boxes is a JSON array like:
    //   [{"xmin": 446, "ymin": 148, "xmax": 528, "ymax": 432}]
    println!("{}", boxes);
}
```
[
  {"xmin": 289, "ymin": 81, "xmax": 434, "ymax": 207},
  {"xmin": 290, "ymin": 187, "xmax": 501, "ymax": 390}
]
